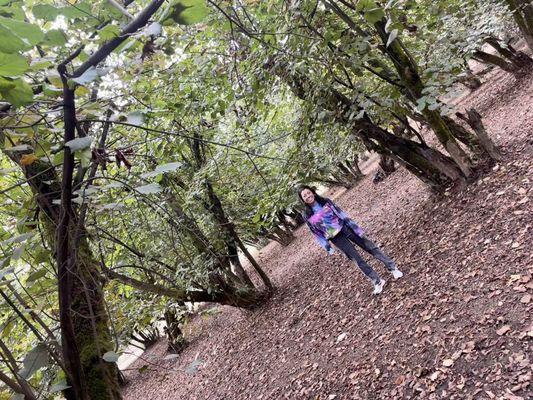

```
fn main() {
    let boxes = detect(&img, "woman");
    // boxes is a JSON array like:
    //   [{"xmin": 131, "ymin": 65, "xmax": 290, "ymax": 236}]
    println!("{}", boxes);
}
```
[{"xmin": 299, "ymin": 186, "xmax": 403, "ymax": 295}]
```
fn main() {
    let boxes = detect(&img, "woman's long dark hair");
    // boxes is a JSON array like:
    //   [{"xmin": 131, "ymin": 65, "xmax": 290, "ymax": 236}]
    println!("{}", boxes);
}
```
[{"xmin": 297, "ymin": 185, "xmax": 329, "ymax": 219}]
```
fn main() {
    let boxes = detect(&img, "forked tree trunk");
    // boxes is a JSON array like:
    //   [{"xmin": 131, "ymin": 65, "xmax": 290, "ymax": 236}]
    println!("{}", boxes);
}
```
[
  {"xmin": 442, "ymin": 116, "xmax": 485, "ymax": 157},
  {"xmin": 346, "ymin": 157, "xmax": 364, "ymax": 177},
  {"xmin": 314, "ymin": 4, "xmax": 474, "ymax": 178},
  {"xmin": 187, "ymin": 132, "xmax": 273, "ymax": 293},
  {"xmin": 199, "ymin": 180, "xmax": 255, "ymax": 288}
]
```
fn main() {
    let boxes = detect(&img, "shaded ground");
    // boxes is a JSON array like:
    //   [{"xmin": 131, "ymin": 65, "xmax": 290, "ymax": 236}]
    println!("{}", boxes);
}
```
[{"xmin": 122, "ymin": 67, "xmax": 533, "ymax": 400}]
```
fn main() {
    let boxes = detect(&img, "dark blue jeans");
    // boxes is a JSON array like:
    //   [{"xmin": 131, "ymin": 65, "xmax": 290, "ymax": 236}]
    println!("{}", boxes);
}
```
[{"xmin": 330, "ymin": 225, "xmax": 396, "ymax": 283}]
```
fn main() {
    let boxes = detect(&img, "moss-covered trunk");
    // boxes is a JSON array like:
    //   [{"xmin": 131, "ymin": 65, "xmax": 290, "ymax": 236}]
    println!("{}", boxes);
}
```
[
  {"xmin": 68, "ymin": 232, "xmax": 122, "ymax": 400},
  {"xmin": 17, "ymin": 156, "xmax": 121, "ymax": 400}
]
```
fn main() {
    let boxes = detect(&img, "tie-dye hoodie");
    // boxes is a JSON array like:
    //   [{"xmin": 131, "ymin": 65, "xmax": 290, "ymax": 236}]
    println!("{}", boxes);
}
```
[{"xmin": 304, "ymin": 199, "xmax": 364, "ymax": 252}]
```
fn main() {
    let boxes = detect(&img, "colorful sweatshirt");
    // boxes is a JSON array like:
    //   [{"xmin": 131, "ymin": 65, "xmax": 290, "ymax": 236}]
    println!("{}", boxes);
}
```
[
  {"xmin": 309, "ymin": 203, "xmax": 343, "ymax": 239},
  {"xmin": 304, "ymin": 199, "xmax": 364, "ymax": 252}
]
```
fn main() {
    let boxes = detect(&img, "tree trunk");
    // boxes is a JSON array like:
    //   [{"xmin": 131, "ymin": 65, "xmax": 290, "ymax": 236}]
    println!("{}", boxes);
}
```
[
  {"xmin": 313, "ymin": 5, "xmax": 473, "ymax": 178},
  {"xmin": 504, "ymin": 0, "xmax": 533, "ymax": 52},
  {"xmin": 203, "ymin": 181, "xmax": 256, "ymax": 288},
  {"xmin": 164, "ymin": 308, "xmax": 186, "ymax": 353},
  {"xmin": 286, "ymin": 210, "xmax": 306, "ymax": 226},
  {"xmin": 260, "ymin": 225, "xmax": 295, "ymax": 246},
  {"xmin": 485, "ymin": 36, "xmax": 533, "ymax": 69},
  {"xmin": 378, "ymin": 154, "xmax": 397, "ymax": 175},
  {"xmin": 456, "ymin": 109, "xmax": 502, "ymax": 161},
  {"xmin": 206, "ymin": 182, "xmax": 273, "ymax": 291},
  {"xmin": 473, "ymin": 50, "xmax": 518, "ymax": 73},
  {"xmin": 8, "ymin": 95, "xmax": 121, "ymax": 400},
  {"xmin": 336, "ymin": 162, "xmax": 362, "ymax": 185},
  {"xmin": 235, "ymin": 236, "xmax": 274, "ymax": 292},
  {"xmin": 442, "ymin": 116, "xmax": 485, "ymax": 157},
  {"xmin": 372, "ymin": 19, "xmax": 473, "ymax": 178},
  {"xmin": 103, "ymin": 265, "xmax": 259, "ymax": 307},
  {"xmin": 56, "ymin": 68, "xmax": 122, "ymax": 400},
  {"xmin": 279, "ymin": 210, "xmax": 300, "ymax": 228},
  {"xmin": 356, "ymin": 119, "xmax": 464, "ymax": 189},
  {"xmin": 346, "ymin": 157, "xmax": 364, "ymax": 177},
  {"xmin": 459, "ymin": 67, "xmax": 482, "ymax": 90},
  {"xmin": 266, "ymin": 55, "xmax": 465, "ymax": 189}
]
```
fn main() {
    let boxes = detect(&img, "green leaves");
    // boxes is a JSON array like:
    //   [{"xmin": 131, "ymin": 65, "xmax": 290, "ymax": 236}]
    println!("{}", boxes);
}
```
[
  {"xmin": 32, "ymin": 4, "xmax": 61, "ymax": 21},
  {"xmin": 162, "ymin": 0, "xmax": 209, "ymax": 26},
  {"xmin": 102, "ymin": 351, "xmax": 120, "ymax": 363},
  {"xmin": 356, "ymin": 0, "xmax": 385, "ymax": 24},
  {"xmin": 135, "ymin": 183, "xmax": 163, "ymax": 194},
  {"xmin": 386, "ymin": 29, "xmax": 399, "ymax": 47},
  {"xmin": 0, "ymin": 24, "xmax": 28, "ymax": 53},
  {"xmin": 65, "ymin": 137, "xmax": 94, "ymax": 152},
  {"xmin": 27, "ymin": 268, "xmax": 48, "ymax": 283},
  {"xmin": 0, "ymin": 16, "xmax": 44, "ymax": 52},
  {"xmin": 18, "ymin": 344, "xmax": 49, "ymax": 379},
  {"xmin": 43, "ymin": 29, "xmax": 68, "ymax": 47},
  {"xmin": 98, "ymin": 24, "xmax": 121, "ymax": 43},
  {"xmin": 0, "ymin": 77, "xmax": 33, "ymax": 107},
  {"xmin": 356, "ymin": 0, "xmax": 377, "ymax": 11},
  {"xmin": 0, "ymin": 16, "xmax": 41, "ymax": 107},
  {"xmin": 0, "ymin": 52, "xmax": 28, "ymax": 76},
  {"xmin": 364, "ymin": 8, "xmax": 385, "ymax": 24}
]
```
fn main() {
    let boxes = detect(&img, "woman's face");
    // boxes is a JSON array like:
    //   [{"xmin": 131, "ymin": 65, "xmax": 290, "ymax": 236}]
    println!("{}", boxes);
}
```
[{"xmin": 300, "ymin": 188, "xmax": 315, "ymax": 205}]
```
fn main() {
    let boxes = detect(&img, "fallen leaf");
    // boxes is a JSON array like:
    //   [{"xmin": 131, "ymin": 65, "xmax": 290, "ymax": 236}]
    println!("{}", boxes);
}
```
[
  {"xmin": 496, "ymin": 325, "xmax": 511, "ymax": 336},
  {"xmin": 462, "ymin": 341, "xmax": 476, "ymax": 353},
  {"xmin": 394, "ymin": 375, "xmax": 405, "ymax": 385},
  {"xmin": 514, "ymin": 285, "xmax": 527, "ymax": 292},
  {"xmin": 336, "ymin": 333, "xmax": 347, "ymax": 343},
  {"xmin": 504, "ymin": 391, "xmax": 524, "ymax": 400},
  {"xmin": 442, "ymin": 359, "xmax": 454, "ymax": 367},
  {"xmin": 429, "ymin": 371, "xmax": 440, "ymax": 381},
  {"xmin": 519, "ymin": 294, "xmax": 531, "ymax": 304}
]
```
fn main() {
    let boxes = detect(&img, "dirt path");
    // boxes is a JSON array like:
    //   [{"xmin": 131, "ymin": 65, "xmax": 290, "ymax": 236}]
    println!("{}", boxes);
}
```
[{"xmin": 122, "ymin": 68, "xmax": 532, "ymax": 400}]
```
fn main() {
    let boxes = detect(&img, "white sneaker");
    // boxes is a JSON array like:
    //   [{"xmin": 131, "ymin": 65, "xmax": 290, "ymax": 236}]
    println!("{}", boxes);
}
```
[
  {"xmin": 373, "ymin": 279, "xmax": 386, "ymax": 295},
  {"xmin": 391, "ymin": 269, "xmax": 404, "ymax": 280}
]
